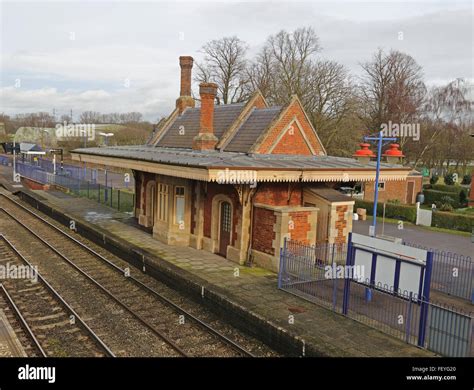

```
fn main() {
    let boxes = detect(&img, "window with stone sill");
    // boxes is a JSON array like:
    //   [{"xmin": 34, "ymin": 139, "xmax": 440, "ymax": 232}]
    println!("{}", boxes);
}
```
[{"xmin": 158, "ymin": 183, "xmax": 169, "ymax": 222}]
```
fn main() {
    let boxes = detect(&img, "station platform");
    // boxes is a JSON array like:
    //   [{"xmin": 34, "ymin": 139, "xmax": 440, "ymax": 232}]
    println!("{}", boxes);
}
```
[
  {"xmin": 0, "ymin": 309, "xmax": 27, "ymax": 357},
  {"xmin": 0, "ymin": 166, "xmax": 434, "ymax": 356}
]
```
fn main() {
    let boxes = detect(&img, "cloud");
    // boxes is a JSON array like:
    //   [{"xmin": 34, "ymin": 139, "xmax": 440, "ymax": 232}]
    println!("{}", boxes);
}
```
[
  {"xmin": 0, "ymin": 85, "xmax": 173, "ymax": 121},
  {"xmin": 1, "ymin": 1, "xmax": 472, "ymax": 120},
  {"xmin": 3, "ymin": 45, "xmax": 175, "ymax": 84}
]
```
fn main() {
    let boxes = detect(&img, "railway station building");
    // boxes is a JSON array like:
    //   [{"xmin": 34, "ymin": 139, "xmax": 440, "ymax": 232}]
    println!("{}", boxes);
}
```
[{"xmin": 72, "ymin": 56, "xmax": 418, "ymax": 271}]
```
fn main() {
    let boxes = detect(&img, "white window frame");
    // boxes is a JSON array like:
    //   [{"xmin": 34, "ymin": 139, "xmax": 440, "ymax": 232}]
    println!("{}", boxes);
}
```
[
  {"xmin": 157, "ymin": 183, "xmax": 169, "ymax": 222},
  {"xmin": 174, "ymin": 186, "xmax": 185, "ymax": 225}
]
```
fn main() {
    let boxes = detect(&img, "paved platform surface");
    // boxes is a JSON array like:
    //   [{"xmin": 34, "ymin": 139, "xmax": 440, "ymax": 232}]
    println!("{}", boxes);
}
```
[
  {"xmin": 15, "ymin": 191, "xmax": 434, "ymax": 357},
  {"xmin": 353, "ymin": 219, "xmax": 472, "ymax": 257},
  {"xmin": 0, "ymin": 164, "xmax": 435, "ymax": 356},
  {"xmin": 0, "ymin": 309, "xmax": 27, "ymax": 357}
]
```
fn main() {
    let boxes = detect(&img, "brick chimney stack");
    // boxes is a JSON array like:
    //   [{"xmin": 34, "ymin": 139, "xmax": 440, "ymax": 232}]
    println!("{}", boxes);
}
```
[
  {"xmin": 192, "ymin": 82, "xmax": 218, "ymax": 151},
  {"xmin": 176, "ymin": 56, "xmax": 195, "ymax": 114}
]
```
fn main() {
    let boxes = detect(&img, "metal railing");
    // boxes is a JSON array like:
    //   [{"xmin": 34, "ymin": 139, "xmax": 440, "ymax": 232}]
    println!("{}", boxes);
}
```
[
  {"xmin": 15, "ymin": 162, "xmax": 135, "ymax": 213},
  {"xmin": 0, "ymin": 155, "xmax": 11, "ymax": 166},
  {"xmin": 278, "ymin": 238, "xmax": 473, "ymax": 356},
  {"xmin": 403, "ymin": 241, "xmax": 473, "ymax": 302}
]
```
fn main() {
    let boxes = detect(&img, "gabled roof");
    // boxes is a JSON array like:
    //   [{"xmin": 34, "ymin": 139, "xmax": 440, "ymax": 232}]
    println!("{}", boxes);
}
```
[
  {"xmin": 224, "ymin": 106, "xmax": 283, "ymax": 153},
  {"xmin": 155, "ymin": 103, "xmax": 246, "ymax": 149},
  {"xmin": 249, "ymin": 95, "xmax": 327, "ymax": 155}
]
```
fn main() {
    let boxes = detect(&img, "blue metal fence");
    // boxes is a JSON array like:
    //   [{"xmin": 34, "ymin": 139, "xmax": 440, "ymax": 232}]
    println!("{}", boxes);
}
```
[
  {"xmin": 403, "ymin": 241, "xmax": 474, "ymax": 302},
  {"xmin": 278, "ymin": 238, "xmax": 473, "ymax": 356},
  {"xmin": 0, "ymin": 155, "xmax": 11, "ymax": 166},
  {"xmin": 9, "ymin": 156, "xmax": 134, "ymax": 189},
  {"xmin": 15, "ymin": 161, "xmax": 135, "ymax": 213}
]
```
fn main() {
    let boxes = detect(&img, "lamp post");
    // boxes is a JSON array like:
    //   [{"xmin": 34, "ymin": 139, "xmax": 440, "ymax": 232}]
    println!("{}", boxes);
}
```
[
  {"xmin": 104, "ymin": 168, "xmax": 109, "ymax": 202},
  {"xmin": 356, "ymin": 131, "xmax": 398, "ymax": 237},
  {"xmin": 12, "ymin": 133, "xmax": 19, "ymax": 184},
  {"xmin": 98, "ymin": 132, "xmax": 114, "ymax": 203}
]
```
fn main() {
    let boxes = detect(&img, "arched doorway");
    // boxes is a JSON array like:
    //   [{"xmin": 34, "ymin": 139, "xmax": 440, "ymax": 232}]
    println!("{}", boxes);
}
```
[{"xmin": 218, "ymin": 201, "xmax": 232, "ymax": 257}]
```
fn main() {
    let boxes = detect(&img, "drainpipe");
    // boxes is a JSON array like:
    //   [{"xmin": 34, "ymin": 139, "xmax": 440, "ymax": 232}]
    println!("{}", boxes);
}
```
[{"xmin": 245, "ymin": 185, "xmax": 259, "ymax": 266}]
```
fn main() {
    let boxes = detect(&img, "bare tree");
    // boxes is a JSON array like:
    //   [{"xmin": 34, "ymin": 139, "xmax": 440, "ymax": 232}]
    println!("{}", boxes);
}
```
[
  {"xmin": 59, "ymin": 114, "xmax": 72, "ymax": 123},
  {"xmin": 305, "ymin": 61, "xmax": 356, "ymax": 150},
  {"xmin": 249, "ymin": 27, "xmax": 321, "ymax": 105},
  {"xmin": 247, "ymin": 27, "xmax": 357, "ymax": 154},
  {"xmin": 79, "ymin": 111, "xmax": 102, "ymax": 124},
  {"xmin": 195, "ymin": 36, "xmax": 249, "ymax": 104},
  {"xmin": 246, "ymin": 45, "xmax": 274, "ymax": 99},
  {"xmin": 11, "ymin": 112, "xmax": 55, "ymax": 128},
  {"xmin": 409, "ymin": 79, "xmax": 473, "ymax": 169},
  {"xmin": 358, "ymin": 49, "xmax": 426, "ymax": 147}
]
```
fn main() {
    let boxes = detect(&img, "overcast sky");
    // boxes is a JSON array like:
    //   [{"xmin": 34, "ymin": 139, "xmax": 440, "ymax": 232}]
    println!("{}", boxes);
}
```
[{"xmin": 1, "ymin": 0, "xmax": 472, "ymax": 121}]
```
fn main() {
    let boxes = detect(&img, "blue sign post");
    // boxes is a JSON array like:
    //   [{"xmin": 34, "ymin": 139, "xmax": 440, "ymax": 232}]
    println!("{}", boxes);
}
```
[{"xmin": 364, "ymin": 131, "xmax": 397, "ymax": 236}]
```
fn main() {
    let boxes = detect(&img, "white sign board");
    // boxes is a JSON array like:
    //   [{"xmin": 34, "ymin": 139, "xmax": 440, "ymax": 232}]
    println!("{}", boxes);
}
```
[{"xmin": 351, "ymin": 233, "xmax": 427, "ymax": 298}]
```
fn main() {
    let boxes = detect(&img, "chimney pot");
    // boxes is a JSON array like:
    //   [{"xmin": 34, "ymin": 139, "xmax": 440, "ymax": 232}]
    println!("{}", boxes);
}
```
[
  {"xmin": 199, "ymin": 82, "xmax": 218, "ymax": 98},
  {"xmin": 193, "ymin": 82, "xmax": 218, "ymax": 150},
  {"xmin": 176, "ymin": 56, "xmax": 195, "ymax": 113},
  {"xmin": 179, "ymin": 56, "xmax": 193, "ymax": 97}
]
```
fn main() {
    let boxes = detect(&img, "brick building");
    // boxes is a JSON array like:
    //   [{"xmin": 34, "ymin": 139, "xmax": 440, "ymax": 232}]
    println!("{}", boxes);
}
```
[
  {"xmin": 72, "ymin": 56, "xmax": 414, "ymax": 271},
  {"xmin": 363, "ymin": 170, "xmax": 423, "ymax": 204}
]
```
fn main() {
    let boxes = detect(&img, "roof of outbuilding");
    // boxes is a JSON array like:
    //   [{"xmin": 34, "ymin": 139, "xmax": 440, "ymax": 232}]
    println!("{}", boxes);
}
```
[{"xmin": 307, "ymin": 186, "xmax": 354, "ymax": 202}]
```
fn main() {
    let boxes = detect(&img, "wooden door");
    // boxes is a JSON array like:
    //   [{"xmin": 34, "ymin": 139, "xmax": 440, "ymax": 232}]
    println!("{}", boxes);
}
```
[
  {"xmin": 406, "ymin": 181, "xmax": 414, "ymax": 204},
  {"xmin": 218, "ymin": 202, "xmax": 231, "ymax": 256}
]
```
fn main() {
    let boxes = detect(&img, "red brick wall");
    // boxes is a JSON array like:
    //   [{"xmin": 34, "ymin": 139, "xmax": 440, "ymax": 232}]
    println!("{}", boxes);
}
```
[
  {"xmin": 252, "ymin": 207, "xmax": 276, "ymax": 255},
  {"xmin": 256, "ymin": 99, "xmax": 325, "ymax": 155},
  {"xmin": 364, "ymin": 177, "xmax": 422, "ymax": 204},
  {"xmin": 288, "ymin": 211, "xmax": 311, "ymax": 243},
  {"xmin": 252, "ymin": 94, "xmax": 267, "ymax": 109},
  {"xmin": 271, "ymin": 124, "xmax": 312, "ymax": 155},
  {"xmin": 253, "ymin": 182, "xmax": 302, "ymax": 206},
  {"xmin": 203, "ymin": 183, "xmax": 240, "ymax": 245},
  {"xmin": 21, "ymin": 177, "xmax": 49, "ymax": 190},
  {"xmin": 364, "ymin": 180, "xmax": 408, "ymax": 204},
  {"xmin": 335, "ymin": 205, "xmax": 348, "ymax": 244},
  {"xmin": 412, "ymin": 177, "xmax": 423, "ymax": 203}
]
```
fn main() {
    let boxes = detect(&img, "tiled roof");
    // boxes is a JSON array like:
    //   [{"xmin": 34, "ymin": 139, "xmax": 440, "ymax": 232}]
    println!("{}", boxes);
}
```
[
  {"xmin": 224, "ymin": 107, "xmax": 282, "ymax": 152},
  {"xmin": 307, "ymin": 186, "xmax": 354, "ymax": 202},
  {"xmin": 72, "ymin": 145, "xmax": 406, "ymax": 171},
  {"xmin": 156, "ymin": 103, "xmax": 246, "ymax": 148}
]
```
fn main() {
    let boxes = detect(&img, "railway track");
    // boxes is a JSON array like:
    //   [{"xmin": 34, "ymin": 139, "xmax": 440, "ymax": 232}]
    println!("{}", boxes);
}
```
[
  {"xmin": 0, "ymin": 192, "xmax": 274, "ymax": 357},
  {"xmin": 0, "ymin": 235, "xmax": 113, "ymax": 357}
]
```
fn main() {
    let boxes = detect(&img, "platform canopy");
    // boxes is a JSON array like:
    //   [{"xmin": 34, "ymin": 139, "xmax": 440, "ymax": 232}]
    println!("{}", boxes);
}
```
[{"xmin": 71, "ymin": 145, "xmax": 411, "ymax": 183}]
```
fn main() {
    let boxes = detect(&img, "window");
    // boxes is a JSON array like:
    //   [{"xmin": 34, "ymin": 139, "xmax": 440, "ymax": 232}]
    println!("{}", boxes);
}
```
[
  {"xmin": 174, "ymin": 186, "xmax": 185, "ymax": 225},
  {"xmin": 221, "ymin": 202, "xmax": 231, "ymax": 233},
  {"xmin": 377, "ymin": 182, "xmax": 385, "ymax": 191},
  {"xmin": 158, "ymin": 183, "xmax": 169, "ymax": 222}
]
